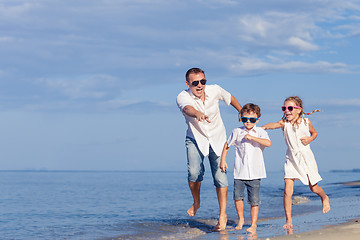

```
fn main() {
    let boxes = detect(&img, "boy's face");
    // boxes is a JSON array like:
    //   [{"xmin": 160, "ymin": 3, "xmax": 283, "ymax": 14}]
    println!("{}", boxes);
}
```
[{"xmin": 240, "ymin": 111, "xmax": 259, "ymax": 130}]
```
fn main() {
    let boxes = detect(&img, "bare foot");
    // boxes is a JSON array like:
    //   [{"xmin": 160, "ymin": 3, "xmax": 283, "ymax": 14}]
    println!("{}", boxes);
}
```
[
  {"xmin": 286, "ymin": 228, "xmax": 294, "ymax": 235},
  {"xmin": 187, "ymin": 203, "xmax": 200, "ymax": 217},
  {"xmin": 246, "ymin": 225, "xmax": 257, "ymax": 234},
  {"xmin": 283, "ymin": 221, "xmax": 293, "ymax": 229},
  {"xmin": 247, "ymin": 232, "xmax": 258, "ymax": 240},
  {"xmin": 235, "ymin": 218, "xmax": 244, "ymax": 230},
  {"xmin": 322, "ymin": 195, "xmax": 330, "ymax": 213},
  {"xmin": 213, "ymin": 215, "xmax": 227, "ymax": 232}
]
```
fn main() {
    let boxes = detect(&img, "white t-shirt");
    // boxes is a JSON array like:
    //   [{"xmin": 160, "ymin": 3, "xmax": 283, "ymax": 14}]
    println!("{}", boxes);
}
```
[
  {"xmin": 227, "ymin": 126, "xmax": 270, "ymax": 180},
  {"xmin": 176, "ymin": 84, "xmax": 231, "ymax": 157}
]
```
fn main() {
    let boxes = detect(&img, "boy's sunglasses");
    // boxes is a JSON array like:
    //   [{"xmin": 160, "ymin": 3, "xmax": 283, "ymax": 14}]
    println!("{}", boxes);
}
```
[
  {"xmin": 241, "ymin": 117, "xmax": 259, "ymax": 123},
  {"xmin": 281, "ymin": 106, "xmax": 301, "ymax": 112},
  {"xmin": 191, "ymin": 79, "xmax": 207, "ymax": 86}
]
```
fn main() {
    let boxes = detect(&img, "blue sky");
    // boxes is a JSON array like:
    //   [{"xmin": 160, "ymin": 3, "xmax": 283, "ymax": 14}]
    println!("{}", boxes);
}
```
[{"xmin": 0, "ymin": 0, "xmax": 359, "ymax": 171}]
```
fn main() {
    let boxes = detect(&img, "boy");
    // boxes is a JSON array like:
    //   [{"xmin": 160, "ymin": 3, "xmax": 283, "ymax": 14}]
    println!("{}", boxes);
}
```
[{"xmin": 220, "ymin": 103, "xmax": 271, "ymax": 233}]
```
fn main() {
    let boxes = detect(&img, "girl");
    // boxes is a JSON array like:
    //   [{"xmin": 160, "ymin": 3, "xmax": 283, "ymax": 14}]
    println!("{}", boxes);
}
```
[{"xmin": 262, "ymin": 96, "xmax": 330, "ymax": 229}]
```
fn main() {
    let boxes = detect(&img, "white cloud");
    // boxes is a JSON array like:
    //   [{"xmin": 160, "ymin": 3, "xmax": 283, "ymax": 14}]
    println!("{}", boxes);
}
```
[
  {"xmin": 229, "ymin": 11, "xmax": 320, "ymax": 54},
  {"xmin": 99, "ymin": 99, "xmax": 173, "ymax": 112},
  {"xmin": 323, "ymin": 98, "xmax": 360, "ymax": 107},
  {"xmin": 0, "ymin": 36, "xmax": 13, "ymax": 42},
  {"xmin": 237, "ymin": 15, "xmax": 271, "ymax": 39},
  {"xmin": 229, "ymin": 57, "xmax": 350, "ymax": 75},
  {"xmin": 0, "ymin": 0, "xmax": 359, "ymax": 112},
  {"xmin": 287, "ymin": 37, "xmax": 319, "ymax": 51},
  {"xmin": 0, "ymin": 2, "xmax": 36, "ymax": 20},
  {"xmin": 37, "ymin": 75, "xmax": 119, "ymax": 99}
]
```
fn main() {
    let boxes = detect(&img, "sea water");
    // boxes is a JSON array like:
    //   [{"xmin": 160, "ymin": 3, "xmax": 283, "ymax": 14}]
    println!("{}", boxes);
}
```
[{"xmin": 0, "ymin": 170, "xmax": 359, "ymax": 239}]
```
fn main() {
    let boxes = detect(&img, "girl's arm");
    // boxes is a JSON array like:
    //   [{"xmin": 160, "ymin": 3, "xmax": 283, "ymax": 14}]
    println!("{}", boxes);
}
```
[
  {"xmin": 262, "ymin": 120, "xmax": 284, "ymax": 130},
  {"xmin": 244, "ymin": 135, "xmax": 271, "ymax": 147},
  {"xmin": 300, "ymin": 119, "xmax": 318, "ymax": 145},
  {"xmin": 220, "ymin": 142, "xmax": 230, "ymax": 172}
]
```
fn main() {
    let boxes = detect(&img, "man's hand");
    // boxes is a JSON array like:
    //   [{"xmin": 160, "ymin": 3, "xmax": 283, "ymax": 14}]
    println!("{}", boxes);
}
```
[
  {"xmin": 183, "ymin": 105, "xmax": 211, "ymax": 123},
  {"xmin": 196, "ymin": 112, "xmax": 211, "ymax": 123}
]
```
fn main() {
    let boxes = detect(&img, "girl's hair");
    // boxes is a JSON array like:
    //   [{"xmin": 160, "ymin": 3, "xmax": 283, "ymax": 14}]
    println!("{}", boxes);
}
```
[
  {"xmin": 282, "ymin": 96, "xmax": 321, "ymax": 122},
  {"xmin": 283, "ymin": 96, "xmax": 304, "ymax": 119}
]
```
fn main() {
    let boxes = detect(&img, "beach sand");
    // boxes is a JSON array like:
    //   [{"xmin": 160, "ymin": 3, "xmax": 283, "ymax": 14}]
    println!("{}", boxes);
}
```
[
  {"xmin": 343, "ymin": 181, "xmax": 360, "ymax": 186},
  {"xmin": 270, "ymin": 218, "xmax": 360, "ymax": 240},
  {"xmin": 269, "ymin": 180, "xmax": 360, "ymax": 240}
]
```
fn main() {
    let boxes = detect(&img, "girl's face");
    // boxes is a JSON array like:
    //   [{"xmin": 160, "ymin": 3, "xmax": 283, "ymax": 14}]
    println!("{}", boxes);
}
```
[{"xmin": 283, "ymin": 100, "xmax": 301, "ymax": 122}]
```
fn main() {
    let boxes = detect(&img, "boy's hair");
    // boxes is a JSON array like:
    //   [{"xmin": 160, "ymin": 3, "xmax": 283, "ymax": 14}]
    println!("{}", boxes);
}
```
[
  {"xmin": 240, "ymin": 103, "xmax": 261, "ymax": 118},
  {"xmin": 185, "ymin": 68, "xmax": 205, "ymax": 82}
]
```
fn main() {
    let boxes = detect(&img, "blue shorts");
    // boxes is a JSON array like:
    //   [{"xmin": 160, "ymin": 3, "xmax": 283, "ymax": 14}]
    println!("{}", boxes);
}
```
[
  {"xmin": 185, "ymin": 137, "xmax": 228, "ymax": 188},
  {"xmin": 234, "ymin": 179, "xmax": 261, "ymax": 206}
]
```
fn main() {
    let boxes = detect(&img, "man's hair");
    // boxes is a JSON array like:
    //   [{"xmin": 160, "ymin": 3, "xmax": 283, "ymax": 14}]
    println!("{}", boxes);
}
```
[
  {"xmin": 240, "ymin": 103, "xmax": 261, "ymax": 118},
  {"xmin": 186, "ymin": 68, "xmax": 205, "ymax": 82}
]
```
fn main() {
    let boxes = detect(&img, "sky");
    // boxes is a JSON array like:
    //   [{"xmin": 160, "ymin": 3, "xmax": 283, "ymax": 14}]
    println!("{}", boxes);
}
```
[{"xmin": 0, "ymin": 0, "xmax": 359, "ymax": 172}]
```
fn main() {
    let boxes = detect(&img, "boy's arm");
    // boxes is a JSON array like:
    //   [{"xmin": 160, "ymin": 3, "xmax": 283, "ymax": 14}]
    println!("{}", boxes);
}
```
[
  {"xmin": 244, "ymin": 135, "xmax": 271, "ymax": 147},
  {"xmin": 300, "ymin": 119, "xmax": 318, "ymax": 145},
  {"xmin": 230, "ymin": 95, "xmax": 242, "ymax": 112},
  {"xmin": 182, "ymin": 105, "xmax": 211, "ymax": 123},
  {"xmin": 262, "ymin": 120, "xmax": 284, "ymax": 130},
  {"xmin": 220, "ymin": 142, "xmax": 230, "ymax": 172}
]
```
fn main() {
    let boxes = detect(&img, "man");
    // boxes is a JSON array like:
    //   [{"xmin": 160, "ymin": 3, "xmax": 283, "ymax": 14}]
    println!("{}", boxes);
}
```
[{"xmin": 176, "ymin": 67, "xmax": 242, "ymax": 231}]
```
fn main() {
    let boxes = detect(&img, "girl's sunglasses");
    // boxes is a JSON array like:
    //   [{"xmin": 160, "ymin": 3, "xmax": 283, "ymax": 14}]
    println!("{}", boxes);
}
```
[
  {"xmin": 281, "ymin": 106, "xmax": 301, "ymax": 112},
  {"xmin": 241, "ymin": 117, "xmax": 259, "ymax": 123},
  {"xmin": 191, "ymin": 79, "xmax": 207, "ymax": 86}
]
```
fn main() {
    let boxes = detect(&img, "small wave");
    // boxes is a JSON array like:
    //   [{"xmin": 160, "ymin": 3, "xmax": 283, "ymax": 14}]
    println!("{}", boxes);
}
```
[
  {"xmin": 292, "ymin": 196, "xmax": 310, "ymax": 205},
  {"xmin": 115, "ymin": 219, "xmax": 214, "ymax": 240}
]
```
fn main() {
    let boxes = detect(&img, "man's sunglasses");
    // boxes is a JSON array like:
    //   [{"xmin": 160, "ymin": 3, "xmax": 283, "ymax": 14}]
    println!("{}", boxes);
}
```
[
  {"xmin": 281, "ymin": 106, "xmax": 301, "ymax": 112},
  {"xmin": 191, "ymin": 79, "xmax": 207, "ymax": 86},
  {"xmin": 241, "ymin": 117, "xmax": 259, "ymax": 123}
]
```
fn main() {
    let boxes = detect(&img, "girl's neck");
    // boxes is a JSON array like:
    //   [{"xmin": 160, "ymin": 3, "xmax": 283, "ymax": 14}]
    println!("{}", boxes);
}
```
[{"xmin": 290, "ymin": 115, "xmax": 302, "ymax": 125}]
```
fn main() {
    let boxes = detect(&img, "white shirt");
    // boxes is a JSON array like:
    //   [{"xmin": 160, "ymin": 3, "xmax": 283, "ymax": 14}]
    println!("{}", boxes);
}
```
[
  {"xmin": 227, "ymin": 126, "xmax": 269, "ymax": 180},
  {"xmin": 176, "ymin": 84, "xmax": 232, "ymax": 157}
]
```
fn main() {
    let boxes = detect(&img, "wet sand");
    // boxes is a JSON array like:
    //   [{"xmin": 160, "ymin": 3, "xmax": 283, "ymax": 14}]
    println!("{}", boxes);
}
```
[
  {"xmin": 343, "ymin": 181, "xmax": 360, "ymax": 186},
  {"xmin": 270, "ymin": 218, "xmax": 360, "ymax": 240},
  {"xmin": 271, "ymin": 180, "xmax": 360, "ymax": 240},
  {"xmin": 269, "ymin": 180, "xmax": 360, "ymax": 240},
  {"xmin": 113, "ymin": 177, "xmax": 360, "ymax": 240}
]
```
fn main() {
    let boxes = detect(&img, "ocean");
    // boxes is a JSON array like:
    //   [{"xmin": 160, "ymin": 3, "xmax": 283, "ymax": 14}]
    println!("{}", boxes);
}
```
[{"xmin": 0, "ymin": 170, "xmax": 359, "ymax": 239}]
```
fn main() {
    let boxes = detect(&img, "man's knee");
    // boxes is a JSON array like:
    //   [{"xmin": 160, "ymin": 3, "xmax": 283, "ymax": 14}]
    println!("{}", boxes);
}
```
[
  {"xmin": 213, "ymin": 173, "xmax": 228, "ymax": 188},
  {"xmin": 188, "ymin": 167, "xmax": 204, "ymax": 182}
]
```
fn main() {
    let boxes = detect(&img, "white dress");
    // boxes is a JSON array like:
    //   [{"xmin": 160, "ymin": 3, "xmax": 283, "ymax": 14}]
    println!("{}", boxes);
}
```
[{"xmin": 283, "ymin": 118, "xmax": 322, "ymax": 186}]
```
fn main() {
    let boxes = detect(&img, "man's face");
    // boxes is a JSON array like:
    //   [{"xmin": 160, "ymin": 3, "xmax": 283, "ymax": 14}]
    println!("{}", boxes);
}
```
[{"xmin": 186, "ymin": 72, "xmax": 206, "ymax": 99}]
